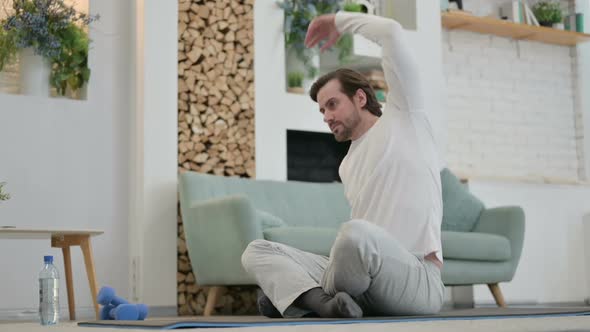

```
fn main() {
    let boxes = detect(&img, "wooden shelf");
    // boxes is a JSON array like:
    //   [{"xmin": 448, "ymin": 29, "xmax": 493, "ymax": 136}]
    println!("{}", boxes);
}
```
[{"xmin": 441, "ymin": 11, "xmax": 590, "ymax": 46}]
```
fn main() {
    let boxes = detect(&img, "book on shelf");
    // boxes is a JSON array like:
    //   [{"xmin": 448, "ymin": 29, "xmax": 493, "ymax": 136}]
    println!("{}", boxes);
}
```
[
  {"xmin": 524, "ymin": 1, "xmax": 539, "ymax": 26},
  {"xmin": 499, "ymin": 1, "xmax": 521, "ymax": 23},
  {"xmin": 499, "ymin": 0, "xmax": 539, "ymax": 26}
]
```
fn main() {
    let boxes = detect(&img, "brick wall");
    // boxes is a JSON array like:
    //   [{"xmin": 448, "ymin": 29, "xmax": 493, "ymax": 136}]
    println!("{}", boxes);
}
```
[{"xmin": 443, "ymin": 0, "xmax": 584, "ymax": 182}]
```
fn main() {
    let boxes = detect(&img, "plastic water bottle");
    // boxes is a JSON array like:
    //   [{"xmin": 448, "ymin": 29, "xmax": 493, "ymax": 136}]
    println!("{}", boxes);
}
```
[{"xmin": 39, "ymin": 255, "xmax": 59, "ymax": 325}]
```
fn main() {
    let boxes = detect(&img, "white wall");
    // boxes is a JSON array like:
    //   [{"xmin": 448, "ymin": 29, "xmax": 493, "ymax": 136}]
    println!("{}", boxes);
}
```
[
  {"xmin": 470, "ymin": 181, "xmax": 590, "ymax": 304},
  {"xmin": 0, "ymin": 0, "xmax": 133, "ymax": 318}
]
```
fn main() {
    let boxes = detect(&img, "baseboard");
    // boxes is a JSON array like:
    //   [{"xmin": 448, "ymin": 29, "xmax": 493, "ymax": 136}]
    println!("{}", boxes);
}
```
[
  {"xmin": 441, "ymin": 300, "xmax": 589, "ymax": 310},
  {"xmin": 0, "ymin": 306, "xmax": 178, "ymax": 321},
  {"xmin": 148, "ymin": 305, "xmax": 178, "ymax": 317},
  {"xmin": 475, "ymin": 301, "xmax": 589, "ymax": 308}
]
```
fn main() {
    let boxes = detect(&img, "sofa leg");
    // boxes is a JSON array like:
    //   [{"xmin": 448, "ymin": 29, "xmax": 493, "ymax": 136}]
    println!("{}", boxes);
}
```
[
  {"xmin": 204, "ymin": 286, "xmax": 224, "ymax": 316},
  {"xmin": 487, "ymin": 283, "xmax": 507, "ymax": 307}
]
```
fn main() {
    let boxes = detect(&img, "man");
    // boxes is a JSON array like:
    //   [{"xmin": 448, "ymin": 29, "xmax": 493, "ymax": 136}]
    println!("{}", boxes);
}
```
[{"xmin": 241, "ymin": 11, "xmax": 444, "ymax": 318}]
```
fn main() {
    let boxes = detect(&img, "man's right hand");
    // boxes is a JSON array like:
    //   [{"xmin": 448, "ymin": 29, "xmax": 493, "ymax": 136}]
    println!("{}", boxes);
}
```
[{"xmin": 304, "ymin": 14, "xmax": 340, "ymax": 52}]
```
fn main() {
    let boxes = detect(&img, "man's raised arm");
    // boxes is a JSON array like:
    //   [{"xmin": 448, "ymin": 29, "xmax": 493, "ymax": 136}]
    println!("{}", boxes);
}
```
[{"xmin": 306, "ymin": 12, "xmax": 423, "ymax": 112}]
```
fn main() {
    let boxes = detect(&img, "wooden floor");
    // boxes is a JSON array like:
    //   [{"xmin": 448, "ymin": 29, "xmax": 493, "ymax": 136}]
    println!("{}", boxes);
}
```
[{"xmin": 2, "ymin": 315, "xmax": 590, "ymax": 332}]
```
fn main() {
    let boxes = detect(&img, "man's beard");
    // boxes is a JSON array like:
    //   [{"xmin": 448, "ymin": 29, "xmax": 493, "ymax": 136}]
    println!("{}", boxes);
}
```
[
  {"xmin": 334, "ymin": 124, "xmax": 352, "ymax": 142},
  {"xmin": 333, "ymin": 111, "xmax": 361, "ymax": 142}
]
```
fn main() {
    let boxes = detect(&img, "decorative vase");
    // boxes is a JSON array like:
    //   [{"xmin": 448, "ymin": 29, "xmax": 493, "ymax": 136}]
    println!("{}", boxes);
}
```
[
  {"xmin": 19, "ymin": 48, "xmax": 51, "ymax": 97},
  {"xmin": 552, "ymin": 22, "xmax": 564, "ymax": 30}
]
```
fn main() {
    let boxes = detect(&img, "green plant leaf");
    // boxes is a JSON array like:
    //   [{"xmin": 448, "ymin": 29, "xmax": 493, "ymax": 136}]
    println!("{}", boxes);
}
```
[
  {"xmin": 47, "ymin": 22, "xmax": 92, "ymax": 96},
  {"xmin": 81, "ymin": 67, "xmax": 91, "ymax": 81},
  {"xmin": 0, "ymin": 182, "xmax": 10, "ymax": 201},
  {"xmin": 72, "ymin": 53, "xmax": 84, "ymax": 65},
  {"xmin": 0, "ymin": 26, "xmax": 19, "ymax": 71}
]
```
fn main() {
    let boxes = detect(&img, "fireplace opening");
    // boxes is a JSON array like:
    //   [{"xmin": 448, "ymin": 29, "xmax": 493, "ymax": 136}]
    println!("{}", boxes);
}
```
[{"xmin": 287, "ymin": 130, "xmax": 351, "ymax": 183}]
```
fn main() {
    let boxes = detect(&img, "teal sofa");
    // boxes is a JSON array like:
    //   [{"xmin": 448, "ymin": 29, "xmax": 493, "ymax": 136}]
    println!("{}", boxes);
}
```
[{"xmin": 179, "ymin": 169, "xmax": 525, "ymax": 315}]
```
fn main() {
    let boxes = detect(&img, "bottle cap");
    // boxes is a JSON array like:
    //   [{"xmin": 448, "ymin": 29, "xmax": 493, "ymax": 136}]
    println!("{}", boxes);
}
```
[{"xmin": 44, "ymin": 255, "xmax": 53, "ymax": 263}]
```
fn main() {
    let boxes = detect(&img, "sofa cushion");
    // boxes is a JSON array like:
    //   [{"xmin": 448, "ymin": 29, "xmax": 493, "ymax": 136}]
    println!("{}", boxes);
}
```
[
  {"xmin": 441, "ymin": 168, "xmax": 485, "ymax": 232},
  {"xmin": 263, "ymin": 227, "xmax": 338, "ymax": 257},
  {"xmin": 257, "ymin": 209, "xmax": 286, "ymax": 229},
  {"xmin": 442, "ymin": 231, "xmax": 511, "ymax": 262}
]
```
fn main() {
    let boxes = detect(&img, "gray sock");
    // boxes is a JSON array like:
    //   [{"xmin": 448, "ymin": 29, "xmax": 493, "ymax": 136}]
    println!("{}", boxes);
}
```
[
  {"xmin": 257, "ymin": 293, "xmax": 282, "ymax": 318},
  {"xmin": 294, "ymin": 287, "xmax": 363, "ymax": 318}
]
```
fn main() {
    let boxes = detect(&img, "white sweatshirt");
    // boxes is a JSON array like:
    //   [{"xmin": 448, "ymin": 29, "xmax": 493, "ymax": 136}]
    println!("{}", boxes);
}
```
[{"xmin": 335, "ymin": 12, "xmax": 443, "ymax": 262}]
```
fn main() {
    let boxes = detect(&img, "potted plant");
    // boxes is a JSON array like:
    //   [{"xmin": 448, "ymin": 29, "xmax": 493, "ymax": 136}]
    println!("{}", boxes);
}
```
[
  {"xmin": 0, "ymin": 182, "xmax": 10, "ymax": 202},
  {"xmin": 532, "ymin": 1, "xmax": 564, "ymax": 29},
  {"xmin": 287, "ymin": 71, "xmax": 304, "ymax": 94},
  {"xmin": 0, "ymin": 0, "xmax": 98, "ymax": 98},
  {"xmin": 343, "ymin": 2, "xmax": 363, "ymax": 13},
  {"xmin": 335, "ymin": 1, "xmax": 365, "ymax": 63}
]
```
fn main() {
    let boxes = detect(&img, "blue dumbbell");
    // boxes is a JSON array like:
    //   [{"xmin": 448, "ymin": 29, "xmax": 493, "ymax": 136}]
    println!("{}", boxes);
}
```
[
  {"xmin": 97, "ymin": 286, "xmax": 148, "ymax": 320},
  {"xmin": 100, "ymin": 304, "xmax": 114, "ymax": 320},
  {"xmin": 98, "ymin": 286, "xmax": 128, "ymax": 307},
  {"xmin": 100, "ymin": 303, "xmax": 140, "ymax": 320},
  {"xmin": 136, "ymin": 304, "xmax": 149, "ymax": 320}
]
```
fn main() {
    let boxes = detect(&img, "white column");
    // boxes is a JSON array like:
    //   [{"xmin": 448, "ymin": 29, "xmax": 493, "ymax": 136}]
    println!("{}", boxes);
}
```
[
  {"xmin": 584, "ymin": 213, "xmax": 590, "ymax": 304},
  {"xmin": 576, "ymin": 0, "xmax": 590, "ymax": 179},
  {"xmin": 416, "ymin": 1, "xmax": 447, "ymax": 167},
  {"xmin": 129, "ymin": 0, "xmax": 178, "ymax": 306}
]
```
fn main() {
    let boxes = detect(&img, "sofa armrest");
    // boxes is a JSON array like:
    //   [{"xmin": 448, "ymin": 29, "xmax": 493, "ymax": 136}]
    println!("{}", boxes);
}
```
[
  {"xmin": 181, "ymin": 195, "xmax": 263, "ymax": 286},
  {"xmin": 471, "ymin": 206, "xmax": 525, "ymax": 279}
]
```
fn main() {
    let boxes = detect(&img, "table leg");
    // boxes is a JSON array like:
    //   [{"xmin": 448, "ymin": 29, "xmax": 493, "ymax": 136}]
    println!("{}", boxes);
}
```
[
  {"xmin": 61, "ymin": 246, "xmax": 76, "ymax": 320},
  {"xmin": 80, "ymin": 236, "xmax": 99, "ymax": 319}
]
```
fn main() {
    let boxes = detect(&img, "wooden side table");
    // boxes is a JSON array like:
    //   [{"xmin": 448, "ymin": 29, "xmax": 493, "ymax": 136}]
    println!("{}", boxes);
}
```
[{"xmin": 0, "ymin": 228, "xmax": 104, "ymax": 320}]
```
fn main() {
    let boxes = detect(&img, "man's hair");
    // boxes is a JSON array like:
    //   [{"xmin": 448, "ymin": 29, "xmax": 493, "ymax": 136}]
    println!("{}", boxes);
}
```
[{"xmin": 309, "ymin": 68, "xmax": 382, "ymax": 117}]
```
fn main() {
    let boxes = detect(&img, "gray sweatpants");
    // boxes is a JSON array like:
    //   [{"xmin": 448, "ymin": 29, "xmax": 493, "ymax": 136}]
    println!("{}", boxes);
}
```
[{"xmin": 241, "ymin": 219, "xmax": 445, "ymax": 317}]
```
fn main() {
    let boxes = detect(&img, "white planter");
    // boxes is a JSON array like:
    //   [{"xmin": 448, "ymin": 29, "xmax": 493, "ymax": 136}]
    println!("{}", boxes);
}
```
[
  {"xmin": 286, "ymin": 86, "xmax": 305, "ymax": 94},
  {"xmin": 553, "ymin": 22, "xmax": 564, "ymax": 30},
  {"xmin": 19, "ymin": 48, "xmax": 51, "ymax": 97}
]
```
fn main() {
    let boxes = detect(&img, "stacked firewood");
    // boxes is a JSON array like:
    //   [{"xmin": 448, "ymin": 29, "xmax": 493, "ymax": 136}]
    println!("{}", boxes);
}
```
[{"xmin": 177, "ymin": 0, "xmax": 258, "ymax": 316}]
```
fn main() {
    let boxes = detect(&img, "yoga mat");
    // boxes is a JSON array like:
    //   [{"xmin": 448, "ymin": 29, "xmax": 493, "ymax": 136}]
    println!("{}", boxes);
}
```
[{"xmin": 78, "ymin": 307, "xmax": 590, "ymax": 329}]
